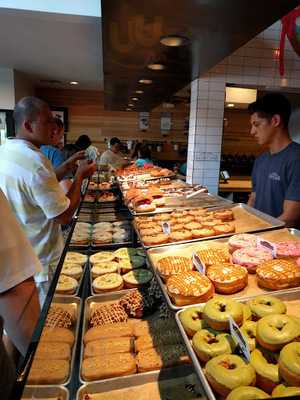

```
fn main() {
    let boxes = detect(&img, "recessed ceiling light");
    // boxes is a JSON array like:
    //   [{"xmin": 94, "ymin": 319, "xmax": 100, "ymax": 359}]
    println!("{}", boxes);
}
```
[
  {"xmin": 128, "ymin": 103, "xmax": 134, "ymax": 107},
  {"xmin": 139, "ymin": 79, "xmax": 152, "ymax": 84},
  {"xmin": 227, "ymin": 103, "xmax": 235, "ymax": 108},
  {"xmin": 160, "ymin": 35, "xmax": 189, "ymax": 47},
  {"xmin": 126, "ymin": 107, "xmax": 131, "ymax": 111},
  {"xmin": 135, "ymin": 90, "xmax": 144, "ymax": 94},
  {"xmin": 147, "ymin": 63, "xmax": 165, "ymax": 71},
  {"xmin": 132, "ymin": 97, "xmax": 139, "ymax": 101},
  {"xmin": 70, "ymin": 81, "xmax": 79, "ymax": 85}
]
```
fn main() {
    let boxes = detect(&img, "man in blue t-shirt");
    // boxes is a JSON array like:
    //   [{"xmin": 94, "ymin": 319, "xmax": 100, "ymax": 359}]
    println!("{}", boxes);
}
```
[
  {"xmin": 41, "ymin": 117, "xmax": 65, "ymax": 168},
  {"xmin": 247, "ymin": 93, "xmax": 300, "ymax": 227}
]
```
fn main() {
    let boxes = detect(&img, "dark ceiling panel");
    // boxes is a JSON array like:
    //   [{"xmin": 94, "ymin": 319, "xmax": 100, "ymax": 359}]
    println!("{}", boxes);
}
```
[{"xmin": 102, "ymin": 0, "xmax": 300, "ymax": 111}]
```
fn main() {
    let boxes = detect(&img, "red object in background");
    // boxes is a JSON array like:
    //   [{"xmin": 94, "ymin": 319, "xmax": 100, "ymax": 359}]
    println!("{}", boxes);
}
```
[{"xmin": 280, "ymin": 6, "xmax": 300, "ymax": 76}]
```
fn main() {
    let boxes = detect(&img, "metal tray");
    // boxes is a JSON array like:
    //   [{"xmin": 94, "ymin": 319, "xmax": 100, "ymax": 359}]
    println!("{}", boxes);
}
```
[
  {"xmin": 135, "ymin": 203, "xmax": 285, "ymax": 249},
  {"xmin": 128, "ymin": 193, "xmax": 232, "ymax": 216},
  {"xmin": 175, "ymin": 289, "xmax": 300, "ymax": 400},
  {"xmin": 28, "ymin": 296, "xmax": 82, "ymax": 387},
  {"xmin": 76, "ymin": 365, "xmax": 202, "ymax": 400},
  {"xmin": 22, "ymin": 385, "xmax": 69, "ymax": 400},
  {"xmin": 79, "ymin": 290, "xmax": 137, "ymax": 385},
  {"xmin": 147, "ymin": 228, "xmax": 300, "ymax": 311}
]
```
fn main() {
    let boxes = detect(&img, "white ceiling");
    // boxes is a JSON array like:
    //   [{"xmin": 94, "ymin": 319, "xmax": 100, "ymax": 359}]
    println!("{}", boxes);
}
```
[{"xmin": 0, "ymin": 8, "xmax": 103, "ymax": 90}]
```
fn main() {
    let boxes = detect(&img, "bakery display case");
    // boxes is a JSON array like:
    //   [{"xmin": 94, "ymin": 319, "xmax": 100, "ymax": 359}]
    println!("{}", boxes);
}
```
[{"xmin": 14, "ymin": 167, "xmax": 300, "ymax": 400}]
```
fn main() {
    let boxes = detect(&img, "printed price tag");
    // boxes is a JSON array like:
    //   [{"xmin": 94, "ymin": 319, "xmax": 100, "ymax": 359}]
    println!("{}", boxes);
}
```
[
  {"xmin": 162, "ymin": 222, "xmax": 171, "ymax": 235},
  {"xmin": 192, "ymin": 252, "xmax": 206, "ymax": 275},
  {"xmin": 229, "ymin": 316, "xmax": 250, "ymax": 363},
  {"xmin": 257, "ymin": 237, "xmax": 277, "ymax": 258}
]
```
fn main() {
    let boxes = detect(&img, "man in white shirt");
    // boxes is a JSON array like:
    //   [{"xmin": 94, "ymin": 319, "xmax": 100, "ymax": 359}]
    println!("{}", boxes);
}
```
[
  {"xmin": 99, "ymin": 137, "xmax": 128, "ymax": 169},
  {"xmin": 0, "ymin": 97, "xmax": 96, "ymax": 283},
  {"xmin": 0, "ymin": 189, "xmax": 41, "ymax": 357}
]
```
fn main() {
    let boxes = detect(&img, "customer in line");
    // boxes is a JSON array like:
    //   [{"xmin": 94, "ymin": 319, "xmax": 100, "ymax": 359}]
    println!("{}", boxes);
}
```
[
  {"xmin": 135, "ymin": 144, "xmax": 153, "ymax": 167},
  {"xmin": 0, "ymin": 189, "xmax": 41, "ymax": 359},
  {"xmin": 0, "ymin": 96, "xmax": 96, "ymax": 285},
  {"xmin": 100, "ymin": 137, "xmax": 128, "ymax": 169},
  {"xmin": 40, "ymin": 117, "xmax": 65, "ymax": 168},
  {"xmin": 247, "ymin": 92, "xmax": 300, "ymax": 227},
  {"xmin": 75, "ymin": 134, "xmax": 99, "ymax": 162}
]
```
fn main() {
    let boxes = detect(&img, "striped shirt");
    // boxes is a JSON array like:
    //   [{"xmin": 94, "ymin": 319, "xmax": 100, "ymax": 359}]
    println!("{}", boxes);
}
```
[{"xmin": 0, "ymin": 139, "xmax": 70, "ymax": 282}]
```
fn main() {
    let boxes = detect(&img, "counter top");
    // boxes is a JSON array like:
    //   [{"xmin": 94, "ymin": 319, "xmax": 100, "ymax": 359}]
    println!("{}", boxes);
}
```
[{"xmin": 219, "ymin": 177, "xmax": 252, "ymax": 192}]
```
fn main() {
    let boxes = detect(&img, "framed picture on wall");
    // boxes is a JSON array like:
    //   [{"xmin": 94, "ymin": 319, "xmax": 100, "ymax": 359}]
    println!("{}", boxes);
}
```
[{"xmin": 50, "ymin": 106, "xmax": 69, "ymax": 132}]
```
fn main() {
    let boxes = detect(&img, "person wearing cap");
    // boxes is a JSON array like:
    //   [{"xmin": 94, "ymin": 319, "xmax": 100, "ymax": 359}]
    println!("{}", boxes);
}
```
[
  {"xmin": 99, "ymin": 137, "xmax": 128, "ymax": 169},
  {"xmin": 247, "ymin": 92, "xmax": 300, "ymax": 227}
]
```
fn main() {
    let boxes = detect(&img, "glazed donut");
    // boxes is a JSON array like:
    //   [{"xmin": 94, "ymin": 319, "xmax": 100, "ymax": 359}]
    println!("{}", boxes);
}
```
[
  {"xmin": 213, "ymin": 223, "xmax": 235, "ymax": 235},
  {"xmin": 191, "ymin": 228, "xmax": 215, "ymax": 239},
  {"xmin": 256, "ymin": 314, "xmax": 300, "ymax": 351},
  {"xmin": 192, "ymin": 329, "xmax": 235, "ymax": 363},
  {"xmin": 169, "ymin": 230, "xmax": 193, "ymax": 242},
  {"xmin": 275, "ymin": 241, "xmax": 300, "ymax": 258},
  {"xmin": 240, "ymin": 320, "xmax": 257, "ymax": 352},
  {"xmin": 247, "ymin": 295, "xmax": 286, "ymax": 320},
  {"xmin": 213, "ymin": 209, "xmax": 234, "ymax": 222},
  {"xmin": 228, "ymin": 234, "xmax": 257, "ymax": 254},
  {"xmin": 205, "ymin": 354, "xmax": 256, "ymax": 397},
  {"xmin": 206, "ymin": 263, "xmax": 248, "ymax": 294},
  {"xmin": 250, "ymin": 349, "xmax": 279, "ymax": 393},
  {"xmin": 231, "ymin": 247, "xmax": 273, "ymax": 273},
  {"xmin": 203, "ymin": 297, "xmax": 244, "ymax": 331},
  {"xmin": 272, "ymin": 384, "xmax": 300, "ymax": 398},
  {"xmin": 226, "ymin": 386, "xmax": 270, "ymax": 400},
  {"xmin": 279, "ymin": 342, "xmax": 300, "ymax": 386},
  {"xmin": 242, "ymin": 304, "xmax": 252, "ymax": 323},
  {"xmin": 179, "ymin": 305, "xmax": 206, "ymax": 337}
]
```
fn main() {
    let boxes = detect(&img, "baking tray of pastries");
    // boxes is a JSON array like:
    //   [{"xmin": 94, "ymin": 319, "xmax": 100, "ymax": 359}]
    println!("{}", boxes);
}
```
[
  {"xmin": 27, "ymin": 295, "xmax": 82, "ymax": 386},
  {"xmin": 175, "ymin": 290, "xmax": 300, "ymax": 400},
  {"xmin": 76, "ymin": 366, "xmax": 203, "ymax": 400},
  {"xmin": 69, "ymin": 222, "xmax": 93, "ymax": 249},
  {"xmin": 89, "ymin": 247, "xmax": 153, "ymax": 296},
  {"xmin": 22, "ymin": 385, "xmax": 69, "ymax": 400},
  {"xmin": 147, "ymin": 228, "xmax": 300, "ymax": 311},
  {"xmin": 134, "ymin": 203, "xmax": 285, "ymax": 249},
  {"xmin": 79, "ymin": 290, "xmax": 191, "ymax": 385},
  {"xmin": 55, "ymin": 251, "xmax": 88, "ymax": 296},
  {"xmin": 127, "ymin": 192, "xmax": 231, "ymax": 216}
]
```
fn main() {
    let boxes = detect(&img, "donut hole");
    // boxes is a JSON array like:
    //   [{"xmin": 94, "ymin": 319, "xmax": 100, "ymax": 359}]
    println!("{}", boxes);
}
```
[
  {"xmin": 220, "ymin": 360, "xmax": 236, "ymax": 370},
  {"xmin": 275, "ymin": 322, "xmax": 287, "ymax": 331},
  {"xmin": 246, "ymin": 330, "xmax": 255, "ymax": 339},
  {"xmin": 192, "ymin": 311, "xmax": 202, "ymax": 321},
  {"xmin": 207, "ymin": 337, "xmax": 218, "ymax": 345},
  {"xmin": 218, "ymin": 303, "xmax": 227, "ymax": 312}
]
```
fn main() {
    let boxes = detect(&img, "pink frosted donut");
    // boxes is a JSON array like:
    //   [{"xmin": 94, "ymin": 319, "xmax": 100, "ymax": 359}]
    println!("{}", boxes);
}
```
[
  {"xmin": 232, "ymin": 247, "xmax": 273, "ymax": 273},
  {"xmin": 276, "ymin": 241, "xmax": 300, "ymax": 257},
  {"xmin": 228, "ymin": 234, "xmax": 257, "ymax": 254}
]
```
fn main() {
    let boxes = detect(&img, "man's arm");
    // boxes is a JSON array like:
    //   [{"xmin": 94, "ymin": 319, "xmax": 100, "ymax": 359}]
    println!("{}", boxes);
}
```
[
  {"xmin": 247, "ymin": 192, "xmax": 256, "ymax": 208},
  {"xmin": 54, "ymin": 161, "xmax": 96, "ymax": 225},
  {"xmin": 55, "ymin": 151, "xmax": 86, "ymax": 181},
  {"xmin": 0, "ymin": 277, "xmax": 40, "ymax": 356},
  {"xmin": 278, "ymin": 200, "xmax": 300, "ymax": 228}
]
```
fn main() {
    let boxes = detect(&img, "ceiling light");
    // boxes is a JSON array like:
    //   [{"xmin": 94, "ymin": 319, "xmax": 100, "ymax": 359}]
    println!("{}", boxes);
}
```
[
  {"xmin": 147, "ymin": 63, "xmax": 165, "ymax": 71},
  {"xmin": 139, "ymin": 79, "xmax": 152, "ymax": 84},
  {"xmin": 70, "ymin": 81, "xmax": 79, "ymax": 85},
  {"xmin": 135, "ymin": 90, "xmax": 144, "ymax": 94},
  {"xmin": 132, "ymin": 97, "xmax": 139, "ymax": 101},
  {"xmin": 227, "ymin": 103, "xmax": 235, "ymax": 108},
  {"xmin": 126, "ymin": 108, "xmax": 131, "ymax": 111},
  {"xmin": 160, "ymin": 35, "xmax": 189, "ymax": 47},
  {"xmin": 128, "ymin": 103, "xmax": 134, "ymax": 107}
]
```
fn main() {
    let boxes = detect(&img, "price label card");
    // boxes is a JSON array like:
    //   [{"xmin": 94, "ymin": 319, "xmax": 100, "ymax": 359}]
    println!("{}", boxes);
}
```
[
  {"xmin": 162, "ymin": 222, "xmax": 171, "ymax": 235},
  {"xmin": 229, "ymin": 316, "xmax": 250, "ymax": 363},
  {"xmin": 257, "ymin": 237, "xmax": 277, "ymax": 258},
  {"xmin": 192, "ymin": 252, "xmax": 206, "ymax": 275}
]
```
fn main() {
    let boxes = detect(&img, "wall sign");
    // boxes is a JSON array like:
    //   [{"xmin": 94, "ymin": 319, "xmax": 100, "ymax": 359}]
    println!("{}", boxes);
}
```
[
  {"xmin": 160, "ymin": 112, "xmax": 171, "ymax": 134},
  {"xmin": 139, "ymin": 112, "xmax": 150, "ymax": 131}
]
